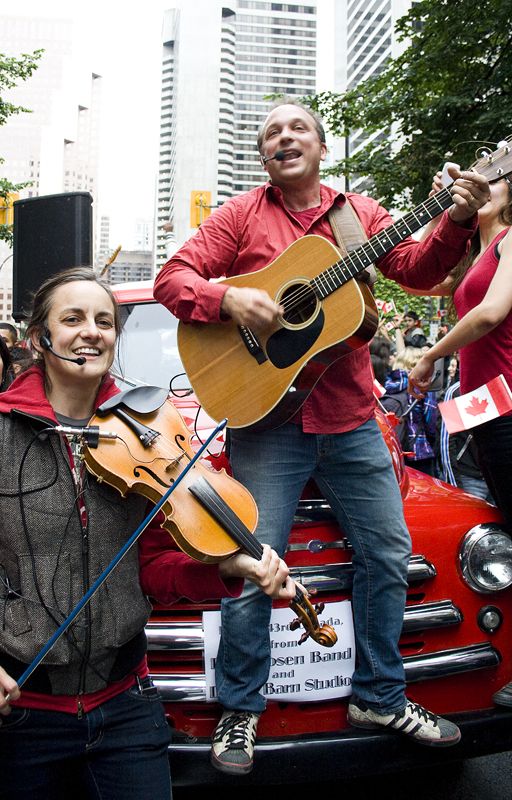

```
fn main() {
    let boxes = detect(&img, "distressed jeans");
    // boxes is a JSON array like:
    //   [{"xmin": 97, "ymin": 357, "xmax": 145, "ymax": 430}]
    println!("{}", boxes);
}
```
[{"xmin": 215, "ymin": 418, "xmax": 411, "ymax": 715}]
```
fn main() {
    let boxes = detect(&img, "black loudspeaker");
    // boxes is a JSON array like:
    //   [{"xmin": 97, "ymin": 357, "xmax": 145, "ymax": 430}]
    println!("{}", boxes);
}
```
[{"xmin": 12, "ymin": 192, "xmax": 93, "ymax": 321}]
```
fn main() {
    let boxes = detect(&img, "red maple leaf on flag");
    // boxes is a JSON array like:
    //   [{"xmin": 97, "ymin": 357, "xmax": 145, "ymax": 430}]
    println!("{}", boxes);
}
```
[{"xmin": 465, "ymin": 396, "xmax": 489, "ymax": 416}]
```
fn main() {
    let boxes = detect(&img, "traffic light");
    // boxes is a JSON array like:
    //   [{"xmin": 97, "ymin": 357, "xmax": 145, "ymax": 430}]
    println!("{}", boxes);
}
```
[
  {"xmin": 0, "ymin": 192, "xmax": 19, "ymax": 226},
  {"xmin": 190, "ymin": 191, "xmax": 212, "ymax": 228}
]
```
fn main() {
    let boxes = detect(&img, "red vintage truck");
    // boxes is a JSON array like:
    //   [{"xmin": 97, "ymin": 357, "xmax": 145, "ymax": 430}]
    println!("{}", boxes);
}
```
[{"xmin": 113, "ymin": 281, "xmax": 512, "ymax": 784}]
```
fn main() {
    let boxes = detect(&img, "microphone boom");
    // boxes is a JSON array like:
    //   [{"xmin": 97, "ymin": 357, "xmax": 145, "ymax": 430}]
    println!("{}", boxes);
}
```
[
  {"xmin": 262, "ymin": 150, "xmax": 286, "ymax": 164},
  {"xmin": 40, "ymin": 335, "xmax": 86, "ymax": 365}
]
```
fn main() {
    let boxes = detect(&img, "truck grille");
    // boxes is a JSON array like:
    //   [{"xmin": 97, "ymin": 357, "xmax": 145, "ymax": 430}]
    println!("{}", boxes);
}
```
[
  {"xmin": 148, "ymin": 643, "xmax": 499, "ymax": 702},
  {"xmin": 145, "ymin": 552, "xmax": 500, "ymax": 702}
]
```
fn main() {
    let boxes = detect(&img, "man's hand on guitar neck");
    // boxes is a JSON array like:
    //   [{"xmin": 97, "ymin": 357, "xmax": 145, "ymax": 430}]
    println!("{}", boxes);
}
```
[
  {"xmin": 221, "ymin": 286, "xmax": 284, "ymax": 331},
  {"xmin": 446, "ymin": 166, "xmax": 491, "ymax": 224}
]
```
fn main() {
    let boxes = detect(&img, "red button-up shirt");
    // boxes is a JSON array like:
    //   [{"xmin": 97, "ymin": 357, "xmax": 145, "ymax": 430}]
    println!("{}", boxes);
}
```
[{"xmin": 154, "ymin": 183, "xmax": 475, "ymax": 433}]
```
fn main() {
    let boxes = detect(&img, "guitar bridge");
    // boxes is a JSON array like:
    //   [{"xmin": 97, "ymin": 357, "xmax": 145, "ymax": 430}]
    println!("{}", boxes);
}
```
[{"xmin": 238, "ymin": 325, "xmax": 267, "ymax": 364}]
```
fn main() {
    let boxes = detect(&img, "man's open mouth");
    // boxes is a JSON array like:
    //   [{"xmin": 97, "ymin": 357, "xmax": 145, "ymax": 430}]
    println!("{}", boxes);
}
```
[{"xmin": 281, "ymin": 150, "xmax": 301, "ymax": 161}]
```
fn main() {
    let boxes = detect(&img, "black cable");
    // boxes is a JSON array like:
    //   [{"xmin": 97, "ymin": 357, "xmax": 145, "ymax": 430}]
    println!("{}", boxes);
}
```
[
  {"xmin": 169, "ymin": 372, "xmax": 225, "ymax": 459},
  {"xmin": 192, "ymin": 402, "xmax": 226, "ymax": 460},
  {"xmin": 13, "ymin": 426, "xmax": 109, "ymax": 684},
  {"xmin": 169, "ymin": 372, "xmax": 193, "ymax": 398}
]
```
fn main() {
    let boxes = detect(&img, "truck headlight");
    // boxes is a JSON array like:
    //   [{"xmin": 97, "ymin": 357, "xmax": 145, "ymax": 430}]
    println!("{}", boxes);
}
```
[{"xmin": 460, "ymin": 524, "xmax": 512, "ymax": 593}]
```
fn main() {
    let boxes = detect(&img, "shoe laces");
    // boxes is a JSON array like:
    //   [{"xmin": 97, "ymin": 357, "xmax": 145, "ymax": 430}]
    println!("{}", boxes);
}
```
[
  {"xmin": 404, "ymin": 701, "xmax": 438, "ymax": 726},
  {"xmin": 215, "ymin": 712, "xmax": 255, "ymax": 750}
]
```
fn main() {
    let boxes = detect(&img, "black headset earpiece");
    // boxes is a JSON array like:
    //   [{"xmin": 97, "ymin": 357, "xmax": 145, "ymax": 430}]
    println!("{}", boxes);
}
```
[
  {"xmin": 39, "ymin": 331, "xmax": 52, "ymax": 351},
  {"xmin": 37, "ymin": 328, "xmax": 86, "ymax": 366}
]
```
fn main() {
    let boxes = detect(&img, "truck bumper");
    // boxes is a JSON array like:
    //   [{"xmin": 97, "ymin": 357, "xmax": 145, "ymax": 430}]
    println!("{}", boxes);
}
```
[{"xmin": 169, "ymin": 708, "xmax": 512, "ymax": 786}]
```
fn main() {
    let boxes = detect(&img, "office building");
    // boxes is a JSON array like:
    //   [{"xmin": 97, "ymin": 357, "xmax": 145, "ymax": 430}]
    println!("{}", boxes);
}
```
[
  {"xmin": 156, "ymin": 0, "xmax": 318, "ymax": 267},
  {"xmin": 106, "ymin": 250, "xmax": 153, "ymax": 285},
  {"xmin": 338, "ymin": 0, "xmax": 413, "ymax": 190},
  {"xmin": 0, "ymin": 14, "xmax": 102, "ymax": 321}
]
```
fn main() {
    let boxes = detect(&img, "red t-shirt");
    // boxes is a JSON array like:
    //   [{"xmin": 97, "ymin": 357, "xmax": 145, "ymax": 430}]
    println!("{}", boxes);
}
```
[
  {"xmin": 154, "ymin": 183, "xmax": 476, "ymax": 433},
  {"xmin": 454, "ymin": 228, "xmax": 512, "ymax": 396}
]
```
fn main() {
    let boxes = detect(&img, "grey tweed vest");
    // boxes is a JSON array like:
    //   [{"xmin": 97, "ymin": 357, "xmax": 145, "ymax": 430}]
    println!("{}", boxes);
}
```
[{"xmin": 0, "ymin": 410, "xmax": 152, "ymax": 695}]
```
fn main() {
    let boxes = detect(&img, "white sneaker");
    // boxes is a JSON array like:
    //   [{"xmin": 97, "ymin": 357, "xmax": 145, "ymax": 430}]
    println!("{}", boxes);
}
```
[
  {"xmin": 348, "ymin": 698, "xmax": 461, "ymax": 747},
  {"xmin": 211, "ymin": 710, "xmax": 260, "ymax": 774},
  {"xmin": 493, "ymin": 680, "xmax": 512, "ymax": 707}
]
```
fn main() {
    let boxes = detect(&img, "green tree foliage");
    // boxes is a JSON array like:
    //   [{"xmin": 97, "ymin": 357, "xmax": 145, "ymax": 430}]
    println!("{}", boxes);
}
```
[
  {"xmin": 307, "ymin": 0, "xmax": 512, "ymax": 322},
  {"xmin": 0, "ymin": 49, "xmax": 43, "ymax": 245},
  {"xmin": 309, "ymin": 0, "xmax": 512, "ymax": 212},
  {"xmin": 374, "ymin": 274, "xmax": 430, "ymax": 318}
]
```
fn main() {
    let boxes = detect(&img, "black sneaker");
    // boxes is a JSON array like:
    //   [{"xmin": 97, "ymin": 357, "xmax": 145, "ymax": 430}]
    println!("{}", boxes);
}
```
[
  {"xmin": 493, "ymin": 681, "xmax": 512, "ymax": 707},
  {"xmin": 348, "ymin": 697, "xmax": 461, "ymax": 747},
  {"xmin": 211, "ymin": 710, "xmax": 260, "ymax": 774}
]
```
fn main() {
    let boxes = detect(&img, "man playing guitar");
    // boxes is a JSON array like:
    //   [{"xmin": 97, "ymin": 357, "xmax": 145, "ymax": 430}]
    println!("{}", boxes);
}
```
[{"xmin": 154, "ymin": 100, "xmax": 490, "ymax": 774}]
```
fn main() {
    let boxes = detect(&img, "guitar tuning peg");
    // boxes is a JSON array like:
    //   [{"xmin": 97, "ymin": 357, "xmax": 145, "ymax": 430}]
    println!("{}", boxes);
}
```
[
  {"xmin": 314, "ymin": 602, "xmax": 325, "ymax": 614},
  {"xmin": 289, "ymin": 618, "xmax": 301, "ymax": 631}
]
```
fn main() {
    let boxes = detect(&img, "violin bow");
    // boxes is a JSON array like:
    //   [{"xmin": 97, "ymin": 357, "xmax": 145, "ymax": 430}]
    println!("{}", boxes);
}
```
[{"xmin": 9, "ymin": 417, "xmax": 228, "ymax": 694}]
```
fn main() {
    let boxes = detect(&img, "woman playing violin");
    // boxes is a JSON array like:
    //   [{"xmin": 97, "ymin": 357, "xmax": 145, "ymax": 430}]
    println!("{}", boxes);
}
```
[{"xmin": 0, "ymin": 267, "xmax": 294, "ymax": 800}]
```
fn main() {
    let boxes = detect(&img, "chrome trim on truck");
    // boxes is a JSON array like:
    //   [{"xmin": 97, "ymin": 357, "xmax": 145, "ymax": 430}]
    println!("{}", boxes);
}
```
[
  {"xmin": 146, "ymin": 598, "xmax": 461, "ymax": 653},
  {"xmin": 150, "ymin": 642, "xmax": 500, "ymax": 702},
  {"xmin": 288, "ymin": 554, "xmax": 436, "ymax": 594},
  {"xmin": 402, "ymin": 600, "xmax": 462, "ymax": 632}
]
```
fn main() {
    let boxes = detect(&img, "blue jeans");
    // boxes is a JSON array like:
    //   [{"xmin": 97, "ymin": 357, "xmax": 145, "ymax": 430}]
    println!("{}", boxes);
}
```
[
  {"xmin": 458, "ymin": 473, "xmax": 494, "ymax": 504},
  {"xmin": 0, "ymin": 679, "xmax": 172, "ymax": 800},
  {"xmin": 215, "ymin": 419, "xmax": 411, "ymax": 715}
]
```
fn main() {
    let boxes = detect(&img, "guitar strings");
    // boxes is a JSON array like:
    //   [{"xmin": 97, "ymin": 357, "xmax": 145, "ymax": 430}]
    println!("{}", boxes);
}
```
[{"xmin": 275, "ymin": 188, "xmax": 453, "ymax": 317}]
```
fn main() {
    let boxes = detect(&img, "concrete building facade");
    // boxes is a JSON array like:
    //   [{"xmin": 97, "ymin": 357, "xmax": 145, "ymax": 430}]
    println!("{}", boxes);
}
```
[
  {"xmin": 338, "ymin": 0, "xmax": 413, "ymax": 190},
  {"xmin": 0, "ymin": 14, "xmax": 102, "ymax": 323},
  {"xmin": 156, "ymin": 0, "xmax": 319, "ymax": 268}
]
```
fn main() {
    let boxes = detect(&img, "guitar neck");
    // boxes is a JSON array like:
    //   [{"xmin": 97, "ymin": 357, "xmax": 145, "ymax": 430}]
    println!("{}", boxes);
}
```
[{"xmin": 313, "ymin": 186, "xmax": 454, "ymax": 299}]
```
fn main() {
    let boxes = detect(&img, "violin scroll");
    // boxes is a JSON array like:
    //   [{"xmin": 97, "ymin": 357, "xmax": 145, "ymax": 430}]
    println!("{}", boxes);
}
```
[{"xmin": 289, "ymin": 590, "xmax": 337, "ymax": 647}]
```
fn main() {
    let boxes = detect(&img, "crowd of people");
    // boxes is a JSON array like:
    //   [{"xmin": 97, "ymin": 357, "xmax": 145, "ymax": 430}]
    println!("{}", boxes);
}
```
[
  {"xmin": 370, "ymin": 316, "xmax": 482, "ymax": 483},
  {"xmin": 372, "ymin": 286, "xmax": 502, "ymax": 490},
  {"xmin": 0, "ymin": 322, "xmax": 34, "ymax": 390},
  {"xmin": 0, "ymin": 98, "xmax": 511, "ymax": 797}
]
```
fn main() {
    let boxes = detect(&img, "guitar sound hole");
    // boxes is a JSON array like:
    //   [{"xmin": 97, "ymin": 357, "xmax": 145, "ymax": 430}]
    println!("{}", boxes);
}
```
[{"xmin": 281, "ymin": 282, "xmax": 318, "ymax": 327}]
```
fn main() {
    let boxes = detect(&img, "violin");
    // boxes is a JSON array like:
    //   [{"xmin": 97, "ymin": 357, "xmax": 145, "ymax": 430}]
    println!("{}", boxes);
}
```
[{"xmin": 82, "ymin": 386, "xmax": 337, "ymax": 648}]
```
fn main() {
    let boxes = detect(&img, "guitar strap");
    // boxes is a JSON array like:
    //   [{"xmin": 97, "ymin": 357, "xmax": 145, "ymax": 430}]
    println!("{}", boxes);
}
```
[{"xmin": 328, "ymin": 201, "xmax": 377, "ymax": 291}]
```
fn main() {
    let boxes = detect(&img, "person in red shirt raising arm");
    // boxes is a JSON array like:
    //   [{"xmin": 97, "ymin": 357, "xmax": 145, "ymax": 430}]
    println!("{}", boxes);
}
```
[
  {"xmin": 153, "ymin": 100, "xmax": 490, "ymax": 775},
  {"xmin": 408, "ymin": 169, "xmax": 512, "ymax": 709}
]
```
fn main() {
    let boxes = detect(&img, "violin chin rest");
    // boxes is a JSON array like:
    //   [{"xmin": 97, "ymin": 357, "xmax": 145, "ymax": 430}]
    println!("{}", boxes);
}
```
[{"xmin": 97, "ymin": 385, "xmax": 169, "ymax": 416}]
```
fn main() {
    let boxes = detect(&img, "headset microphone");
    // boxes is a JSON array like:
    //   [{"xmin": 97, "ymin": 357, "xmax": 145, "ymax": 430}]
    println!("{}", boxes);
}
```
[
  {"xmin": 39, "ymin": 335, "xmax": 86, "ymax": 366},
  {"xmin": 262, "ymin": 150, "xmax": 286, "ymax": 164}
]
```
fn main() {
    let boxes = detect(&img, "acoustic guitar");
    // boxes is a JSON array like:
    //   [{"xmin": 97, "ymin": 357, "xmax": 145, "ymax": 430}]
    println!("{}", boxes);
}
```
[{"xmin": 178, "ymin": 140, "xmax": 512, "ymax": 430}]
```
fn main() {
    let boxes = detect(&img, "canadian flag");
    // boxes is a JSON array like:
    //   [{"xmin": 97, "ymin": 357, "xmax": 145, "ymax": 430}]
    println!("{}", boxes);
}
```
[
  {"xmin": 375, "ymin": 298, "xmax": 396, "ymax": 315},
  {"xmin": 383, "ymin": 299, "xmax": 397, "ymax": 315},
  {"xmin": 439, "ymin": 374, "xmax": 512, "ymax": 434}
]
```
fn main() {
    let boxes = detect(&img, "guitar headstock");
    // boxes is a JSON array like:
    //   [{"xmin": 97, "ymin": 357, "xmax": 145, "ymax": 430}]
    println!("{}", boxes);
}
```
[{"xmin": 470, "ymin": 137, "xmax": 512, "ymax": 183}]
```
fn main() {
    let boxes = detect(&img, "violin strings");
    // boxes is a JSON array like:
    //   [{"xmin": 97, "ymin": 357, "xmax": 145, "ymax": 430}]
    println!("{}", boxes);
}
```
[
  {"xmin": 113, "ymin": 430, "xmax": 190, "ymax": 470},
  {"xmin": 273, "ymin": 192, "xmax": 453, "ymax": 319}
]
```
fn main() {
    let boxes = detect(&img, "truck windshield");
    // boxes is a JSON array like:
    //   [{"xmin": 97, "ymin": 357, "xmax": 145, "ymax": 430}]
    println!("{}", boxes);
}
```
[{"xmin": 113, "ymin": 301, "xmax": 190, "ymax": 392}]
